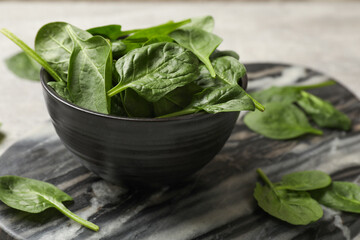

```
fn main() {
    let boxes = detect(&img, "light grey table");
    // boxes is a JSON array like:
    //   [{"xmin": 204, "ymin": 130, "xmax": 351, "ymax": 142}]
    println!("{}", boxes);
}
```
[{"xmin": 0, "ymin": 2, "xmax": 360, "ymax": 155}]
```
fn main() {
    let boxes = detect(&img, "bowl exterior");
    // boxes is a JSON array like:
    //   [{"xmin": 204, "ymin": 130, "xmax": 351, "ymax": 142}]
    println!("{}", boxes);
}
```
[{"xmin": 41, "ymin": 70, "xmax": 239, "ymax": 186}]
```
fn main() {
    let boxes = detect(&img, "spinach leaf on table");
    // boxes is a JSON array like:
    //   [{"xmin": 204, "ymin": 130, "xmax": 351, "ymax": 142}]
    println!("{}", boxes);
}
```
[
  {"xmin": 254, "ymin": 169, "xmax": 323, "ymax": 225},
  {"xmin": 244, "ymin": 102, "xmax": 322, "ymax": 140},
  {"xmin": 276, "ymin": 171, "xmax": 331, "ymax": 191},
  {"xmin": 35, "ymin": 22, "xmax": 92, "ymax": 82},
  {"xmin": 297, "ymin": 91, "xmax": 351, "ymax": 131},
  {"xmin": 311, "ymin": 181, "xmax": 360, "ymax": 213},
  {"xmin": 0, "ymin": 175, "xmax": 99, "ymax": 231},
  {"xmin": 170, "ymin": 28, "xmax": 222, "ymax": 78},
  {"xmin": 159, "ymin": 85, "xmax": 254, "ymax": 118},
  {"xmin": 5, "ymin": 51, "xmax": 41, "ymax": 81},
  {"xmin": 0, "ymin": 28, "xmax": 63, "ymax": 83},
  {"xmin": 108, "ymin": 42, "xmax": 199, "ymax": 102},
  {"xmin": 66, "ymin": 25, "xmax": 112, "ymax": 114}
]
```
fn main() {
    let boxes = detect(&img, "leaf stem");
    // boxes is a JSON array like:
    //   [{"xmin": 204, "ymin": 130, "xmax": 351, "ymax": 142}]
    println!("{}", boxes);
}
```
[
  {"xmin": 295, "ymin": 80, "xmax": 336, "ymax": 91},
  {"xmin": 0, "ymin": 28, "xmax": 63, "ymax": 83},
  {"xmin": 52, "ymin": 201, "xmax": 99, "ymax": 231},
  {"xmin": 246, "ymin": 93, "xmax": 265, "ymax": 112},
  {"xmin": 157, "ymin": 108, "xmax": 197, "ymax": 118},
  {"xmin": 107, "ymin": 84, "xmax": 128, "ymax": 97},
  {"xmin": 256, "ymin": 168, "xmax": 275, "ymax": 189}
]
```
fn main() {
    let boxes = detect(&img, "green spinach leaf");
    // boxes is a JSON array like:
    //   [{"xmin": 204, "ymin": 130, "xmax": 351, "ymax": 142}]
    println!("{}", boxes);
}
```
[
  {"xmin": 0, "ymin": 175, "xmax": 99, "ymax": 231},
  {"xmin": 108, "ymin": 42, "xmax": 199, "ymax": 102},
  {"xmin": 159, "ymin": 85, "xmax": 254, "ymax": 118},
  {"xmin": 210, "ymin": 50, "xmax": 239, "ymax": 60},
  {"xmin": 276, "ymin": 171, "xmax": 331, "ymax": 191},
  {"xmin": 87, "ymin": 24, "xmax": 123, "ymax": 40},
  {"xmin": 47, "ymin": 81, "xmax": 72, "ymax": 102},
  {"xmin": 311, "ymin": 181, "xmax": 360, "ymax": 213},
  {"xmin": 123, "ymin": 89, "xmax": 154, "ymax": 118},
  {"xmin": 1, "ymin": 28, "xmax": 63, "ymax": 83},
  {"xmin": 244, "ymin": 102, "xmax": 322, "ymax": 139},
  {"xmin": 170, "ymin": 28, "xmax": 222, "ymax": 78},
  {"xmin": 35, "ymin": 22, "xmax": 92, "ymax": 82},
  {"xmin": 254, "ymin": 168, "xmax": 323, "ymax": 225},
  {"xmin": 5, "ymin": 51, "xmax": 41, "ymax": 81},
  {"xmin": 182, "ymin": 16, "xmax": 214, "ymax": 32},
  {"xmin": 297, "ymin": 91, "xmax": 351, "ymax": 131},
  {"xmin": 111, "ymin": 39, "xmax": 127, "ymax": 59},
  {"xmin": 66, "ymin": 25, "xmax": 112, "ymax": 114},
  {"xmin": 126, "ymin": 19, "xmax": 190, "ymax": 40},
  {"xmin": 251, "ymin": 80, "xmax": 336, "ymax": 104}
]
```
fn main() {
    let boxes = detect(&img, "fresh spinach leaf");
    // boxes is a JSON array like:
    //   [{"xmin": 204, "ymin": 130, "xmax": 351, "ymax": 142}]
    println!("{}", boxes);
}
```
[
  {"xmin": 170, "ymin": 28, "xmax": 222, "ymax": 78},
  {"xmin": 254, "ymin": 168, "xmax": 323, "ymax": 225},
  {"xmin": 0, "ymin": 28, "xmax": 63, "ymax": 83},
  {"xmin": 143, "ymin": 36, "xmax": 173, "ymax": 46},
  {"xmin": 123, "ymin": 89, "xmax": 154, "ymax": 118},
  {"xmin": 0, "ymin": 175, "xmax": 99, "ymax": 231},
  {"xmin": 35, "ymin": 22, "xmax": 92, "ymax": 82},
  {"xmin": 311, "ymin": 181, "xmax": 360, "ymax": 213},
  {"xmin": 47, "ymin": 81, "xmax": 72, "ymax": 102},
  {"xmin": 251, "ymin": 80, "xmax": 336, "ymax": 104},
  {"xmin": 108, "ymin": 42, "xmax": 199, "ymax": 102},
  {"xmin": 111, "ymin": 40, "xmax": 127, "ymax": 59},
  {"xmin": 66, "ymin": 25, "xmax": 112, "ymax": 114},
  {"xmin": 244, "ymin": 102, "xmax": 322, "ymax": 139},
  {"xmin": 297, "ymin": 91, "xmax": 351, "ymax": 131},
  {"xmin": 210, "ymin": 50, "xmax": 239, "ymax": 60},
  {"xmin": 126, "ymin": 19, "xmax": 190, "ymax": 40},
  {"xmin": 182, "ymin": 16, "xmax": 214, "ymax": 32},
  {"xmin": 159, "ymin": 85, "xmax": 254, "ymax": 118},
  {"xmin": 87, "ymin": 24, "xmax": 123, "ymax": 40},
  {"xmin": 276, "ymin": 171, "xmax": 331, "ymax": 191},
  {"xmin": 153, "ymin": 83, "xmax": 202, "ymax": 117},
  {"xmin": 5, "ymin": 51, "xmax": 41, "ymax": 81}
]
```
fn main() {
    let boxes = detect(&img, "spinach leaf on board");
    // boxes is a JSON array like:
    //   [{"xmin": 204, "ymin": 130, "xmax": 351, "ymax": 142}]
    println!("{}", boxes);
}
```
[
  {"xmin": 35, "ymin": 22, "xmax": 92, "ymax": 82},
  {"xmin": 108, "ymin": 42, "xmax": 199, "ymax": 102},
  {"xmin": 182, "ymin": 16, "xmax": 214, "ymax": 32},
  {"xmin": 276, "ymin": 171, "xmax": 331, "ymax": 191},
  {"xmin": 170, "ymin": 28, "xmax": 222, "ymax": 78},
  {"xmin": 297, "ymin": 91, "xmax": 351, "ymax": 131},
  {"xmin": 250, "ymin": 80, "xmax": 336, "ymax": 104},
  {"xmin": 159, "ymin": 85, "xmax": 255, "ymax": 118},
  {"xmin": 254, "ymin": 169, "xmax": 323, "ymax": 225},
  {"xmin": 66, "ymin": 25, "xmax": 112, "ymax": 114},
  {"xmin": 0, "ymin": 175, "xmax": 99, "ymax": 231},
  {"xmin": 5, "ymin": 51, "xmax": 41, "ymax": 81},
  {"xmin": 311, "ymin": 181, "xmax": 360, "ymax": 213},
  {"xmin": 244, "ymin": 102, "xmax": 322, "ymax": 140},
  {"xmin": 0, "ymin": 28, "xmax": 63, "ymax": 83}
]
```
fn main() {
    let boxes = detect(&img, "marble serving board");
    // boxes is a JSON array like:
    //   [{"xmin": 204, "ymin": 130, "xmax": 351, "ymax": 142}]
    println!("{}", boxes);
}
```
[{"xmin": 0, "ymin": 63, "xmax": 359, "ymax": 240}]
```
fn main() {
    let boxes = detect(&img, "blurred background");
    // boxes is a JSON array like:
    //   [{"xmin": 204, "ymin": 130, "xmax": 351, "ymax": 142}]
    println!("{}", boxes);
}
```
[{"xmin": 0, "ymin": 0, "xmax": 359, "ymax": 153}]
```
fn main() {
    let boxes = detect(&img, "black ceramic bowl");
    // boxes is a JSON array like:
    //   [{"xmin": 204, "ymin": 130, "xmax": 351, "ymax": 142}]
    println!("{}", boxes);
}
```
[{"xmin": 40, "ymin": 69, "xmax": 247, "ymax": 187}]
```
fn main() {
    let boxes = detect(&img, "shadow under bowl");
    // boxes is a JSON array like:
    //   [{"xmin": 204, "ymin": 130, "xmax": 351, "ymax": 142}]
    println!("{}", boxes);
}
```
[{"xmin": 40, "ymin": 69, "xmax": 241, "ymax": 187}]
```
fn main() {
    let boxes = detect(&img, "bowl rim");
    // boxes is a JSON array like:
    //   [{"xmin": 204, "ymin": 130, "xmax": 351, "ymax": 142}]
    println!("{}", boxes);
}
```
[{"xmin": 40, "ymin": 68, "xmax": 216, "ymax": 122}]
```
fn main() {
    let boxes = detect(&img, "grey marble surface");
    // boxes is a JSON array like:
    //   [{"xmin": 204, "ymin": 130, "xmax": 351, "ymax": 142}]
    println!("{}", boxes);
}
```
[
  {"xmin": 1, "ymin": 2, "xmax": 360, "ymax": 155},
  {"xmin": 0, "ymin": 63, "xmax": 359, "ymax": 240}
]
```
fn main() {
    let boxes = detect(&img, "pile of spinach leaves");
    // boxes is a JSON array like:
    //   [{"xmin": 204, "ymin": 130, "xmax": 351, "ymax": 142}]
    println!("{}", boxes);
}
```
[
  {"xmin": 255, "ymin": 168, "xmax": 360, "ymax": 225},
  {"xmin": 244, "ymin": 81, "xmax": 351, "ymax": 139},
  {"xmin": 1, "ymin": 16, "xmax": 264, "ymax": 117}
]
